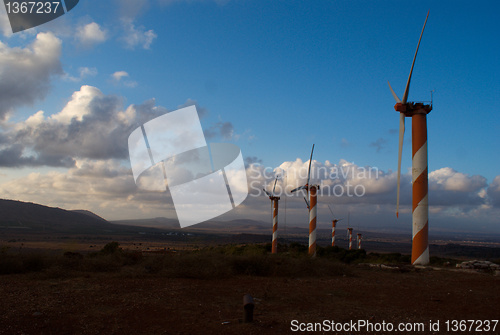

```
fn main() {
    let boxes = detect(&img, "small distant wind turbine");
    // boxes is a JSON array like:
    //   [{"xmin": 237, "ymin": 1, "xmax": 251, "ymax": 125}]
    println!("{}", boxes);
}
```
[
  {"xmin": 347, "ymin": 228, "xmax": 353, "ymax": 250},
  {"xmin": 263, "ymin": 175, "xmax": 280, "ymax": 254},
  {"xmin": 357, "ymin": 233, "xmax": 363, "ymax": 250},
  {"xmin": 328, "ymin": 205, "xmax": 343, "ymax": 247},
  {"xmin": 291, "ymin": 144, "xmax": 319, "ymax": 257},
  {"xmin": 388, "ymin": 11, "xmax": 432, "ymax": 265}
]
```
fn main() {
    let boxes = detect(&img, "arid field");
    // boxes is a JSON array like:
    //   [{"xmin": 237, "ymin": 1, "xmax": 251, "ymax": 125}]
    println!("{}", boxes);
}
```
[{"xmin": 1, "ymin": 241, "xmax": 499, "ymax": 335}]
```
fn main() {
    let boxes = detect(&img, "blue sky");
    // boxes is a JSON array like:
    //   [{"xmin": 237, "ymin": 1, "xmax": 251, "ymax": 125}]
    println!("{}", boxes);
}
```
[{"xmin": 0, "ymin": 0, "xmax": 499, "ymax": 234}]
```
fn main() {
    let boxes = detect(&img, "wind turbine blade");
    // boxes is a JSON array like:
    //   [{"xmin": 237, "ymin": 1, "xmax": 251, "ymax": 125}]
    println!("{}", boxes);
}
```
[
  {"xmin": 388, "ymin": 81, "xmax": 401, "ymax": 103},
  {"xmin": 402, "ymin": 10, "xmax": 429, "ymax": 104},
  {"xmin": 272, "ymin": 176, "xmax": 278, "ymax": 195},
  {"xmin": 328, "ymin": 205, "xmax": 335, "ymax": 217},
  {"xmin": 306, "ymin": 144, "xmax": 315, "ymax": 186},
  {"xmin": 303, "ymin": 197, "xmax": 310, "ymax": 208},
  {"xmin": 263, "ymin": 189, "xmax": 271, "ymax": 197},
  {"xmin": 291, "ymin": 185, "xmax": 306, "ymax": 193},
  {"xmin": 396, "ymin": 112, "xmax": 405, "ymax": 218}
]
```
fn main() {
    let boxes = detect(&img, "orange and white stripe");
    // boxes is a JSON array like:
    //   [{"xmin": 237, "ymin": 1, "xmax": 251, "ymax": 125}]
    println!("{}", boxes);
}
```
[
  {"xmin": 347, "ymin": 228, "xmax": 353, "ymax": 250},
  {"xmin": 357, "ymin": 233, "xmax": 362, "ymax": 250},
  {"xmin": 331, "ymin": 220, "xmax": 336, "ymax": 247},
  {"xmin": 308, "ymin": 185, "xmax": 318, "ymax": 257},
  {"xmin": 271, "ymin": 198, "xmax": 279, "ymax": 254},
  {"xmin": 411, "ymin": 113, "xmax": 429, "ymax": 265}
]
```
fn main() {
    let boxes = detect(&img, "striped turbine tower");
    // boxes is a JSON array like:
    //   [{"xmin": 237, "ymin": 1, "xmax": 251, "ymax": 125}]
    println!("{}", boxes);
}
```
[
  {"xmin": 388, "ymin": 11, "xmax": 432, "ymax": 265},
  {"xmin": 308, "ymin": 185, "xmax": 318, "ymax": 256},
  {"xmin": 347, "ymin": 228, "xmax": 353, "ymax": 250},
  {"xmin": 357, "ymin": 233, "xmax": 362, "ymax": 250},
  {"xmin": 271, "ymin": 197, "xmax": 280, "ymax": 253},
  {"xmin": 291, "ymin": 144, "xmax": 319, "ymax": 257},
  {"xmin": 264, "ymin": 177, "xmax": 281, "ymax": 254},
  {"xmin": 327, "ymin": 205, "xmax": 342, "ymax": 247},
  {"xmin": 331, "ymin": 220, "xmax": 336, "ymax": 247}
]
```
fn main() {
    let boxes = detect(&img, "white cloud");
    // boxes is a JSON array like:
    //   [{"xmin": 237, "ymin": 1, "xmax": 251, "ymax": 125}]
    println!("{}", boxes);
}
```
[
  {"xmin": 51, "ymin": 85, "xmax": 104, "ymax": 124},
  {"xmin": 0, "ymin": 86, "xmax": 196, "ymax": 167},
  {"xmin": 0, "ymin": 32, "xmax": 62, "ymax": 119},
  {"xmin": 63, "ymin": 67, "xmax": 98, "ymax": 82},
  {"xmin": 429, "ymin": 167, "xmax": 487, "ymax": 192},
  {"xmin": 111, "ymin": 71, "xmax": 138, "ymax": 87},
  {"xmin": 75, "ymin": 22, "xmax": 107, "ymax": 46},
  {"xmin": 120, "ymin": 19, "xmax": 157, "ymax": 50},
  {"xmin": 0, "ymin": 159, "xmax": 174, "ymax": 219},
  {"xmin": 0, "ymin": 5, "xmax": 12, "ymax": 37},
  {"xmin": 112, "ymin": 71, "xmax": 129, "ymax": 81}
]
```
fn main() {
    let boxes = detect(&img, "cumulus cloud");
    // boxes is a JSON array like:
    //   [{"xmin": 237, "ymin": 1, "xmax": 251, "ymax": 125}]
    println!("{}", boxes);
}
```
[
  {"xmin": 245, "ymin": 158, "xmax": 497, "ymax": 220},
  {"xmin": 0, "ymin": 32, "xmax": 62, "ymax": 119},
  {"xmin": 63, "ymin": 67, "xmax": 98, "ymax": 82},
  {"xmin": 0, "ymin": 6, "xmax": 12, "ymax": 37},
  {"xmin": 0, "ymin": 87, "xmax": 218, "ymax": 169},
  {"xmin": 0, "ymin": 159, "xmax": 175, "ymax": 219},
  {"xmin": 0, "ymin": 146, "xmax": 496, "ymax": 226},
  {"xmin": 0, "ymin": 85, "xmax": 172, "ymax": 167},
  {"xmin": 428, "ymin": 167, "xmax": 488, "ymax": 208},
  {"xmin": 112, "ymin": 71, "xmax": 129, "ymax": 82},
  {"xmin": 111, "ymin": 71, "xmax": 138, "ymax": 87},
  {"xmin": 75, "ymin": 22, "xmax": 107, "ymax": 46},
  {"xmin": 487, "ymin": 175, "xmax": 500, "ymax": 207},
  {"xmin": 120, "ymin": 18, "xmax": 156, "ymax": 50},
  {"xmin": 429, "ymin": 167, "xmax": 487, "ymax": 192}
]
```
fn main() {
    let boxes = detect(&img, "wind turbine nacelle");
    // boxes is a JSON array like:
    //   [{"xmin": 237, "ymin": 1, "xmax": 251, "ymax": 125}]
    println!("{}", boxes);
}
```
[
  {"xmin": 394, "ymin": 103, "xmax": 407, "ymax": 113},
  {"xmin": 395, "ymin": 102, "xmax": 432, "ymax": 115}
]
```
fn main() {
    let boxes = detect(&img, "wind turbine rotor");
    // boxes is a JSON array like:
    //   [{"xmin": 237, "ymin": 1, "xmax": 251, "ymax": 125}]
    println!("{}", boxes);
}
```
[
  {"xmin": 402, "ymin": 10, "xmax": 429, "ymax": 104},
  {"xmin": 306, "ymin": 144, "xmax": 315, "ymax": 187},
  {"xmin": 272, "ymin": 176, "xmax": 279, "ymax": 196},
  {"xmin": 327, "ymin": 205, "xmax": 335, "ymax": 217},
  {"xmin": 387, "ymin": 81, "xmax": 401, "ymax": 103},
  {"xmin": 291, "ymin": 185, "xmax": 306, "ymax": 193}
]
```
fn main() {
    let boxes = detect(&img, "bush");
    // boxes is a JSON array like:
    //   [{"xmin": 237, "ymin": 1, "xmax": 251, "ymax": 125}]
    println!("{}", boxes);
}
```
[{"xmin": 100, "ymin": 241, "xmax": 122, "ymax": 255}]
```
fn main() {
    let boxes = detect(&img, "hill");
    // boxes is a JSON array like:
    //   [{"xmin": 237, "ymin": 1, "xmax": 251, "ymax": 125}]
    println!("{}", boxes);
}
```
[{"xmin": 0, "ymin": 199, "xmax": 114, "ymax": 234}]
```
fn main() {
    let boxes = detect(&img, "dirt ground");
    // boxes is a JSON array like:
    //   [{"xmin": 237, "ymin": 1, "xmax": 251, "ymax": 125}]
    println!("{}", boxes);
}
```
[{"xmin": 0, "ymin": 267, "xmax": 499, "ymax": 335}]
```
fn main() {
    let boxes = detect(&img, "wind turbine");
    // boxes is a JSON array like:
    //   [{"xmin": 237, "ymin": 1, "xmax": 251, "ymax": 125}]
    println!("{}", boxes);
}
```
[
  {"xmin": 347, "ymin": 228, "xmax": 353, "ymax": 250},
  {"xmin": 291, "ymin": 144, "xmax": 319, "ymax": 257},
  {"xmin": 388, "ymin": 11, "xmax": 432, "ymax": 265},
  {"xmin": 328, "ymin": 205, "xmax": 343, "ymax": 247},
  {"xmin": 263, "ymin": 176, "xmax": 281, "ymax": 254},
  {"xmin": 357, "ymin": 233, "xmax": 363, "ymax": 250},
  {"xmin": 346, "ymin": 212, "xmax": 353, "ymax": 250}
]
